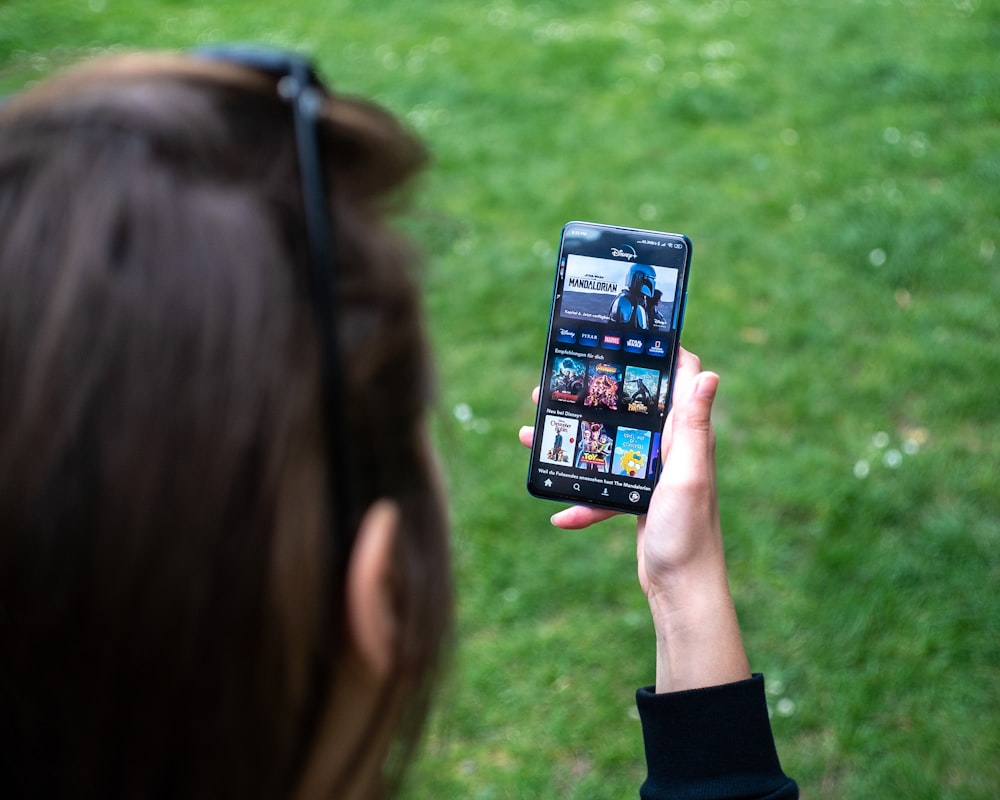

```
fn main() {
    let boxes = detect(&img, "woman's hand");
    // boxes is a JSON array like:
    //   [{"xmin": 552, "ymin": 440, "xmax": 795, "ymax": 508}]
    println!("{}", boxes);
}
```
[
  {"xmin": 636, "ymin": 348, "xmax": 749, "ymax": 692},
  {"xmin": 519, "ymin": 347, "xmax": 750, "ymax": 692},
  {"xmin": 637, "ymin": 347, "xmax": 724, "ymax": 596}
]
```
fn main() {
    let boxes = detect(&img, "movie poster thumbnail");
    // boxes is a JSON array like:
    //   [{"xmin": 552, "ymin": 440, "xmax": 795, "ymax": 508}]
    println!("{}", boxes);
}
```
[
  {"xmin": 538, "ymin": 414, "xmax": 578, "ymax": 467},
  {"xmin": 657, "ymin": 373, "xmax": 672, "ymax": 413},
  {"xmin": 575, "ymin": 419, "xmax": 614, "ymax": 473},
  {"xmin": 613, "ymin": 426, "xmax": 654, "ymax": 479},
  {"xmin": 559, "ymin": 254, "xmax": 678, "ymax": 333},
  {"xmin": 584, "ymin": 361, "xmax": 623, "ymax": 411},
  {"xmin": 548, "ymin": 356, "xmax": 587, "ymax": 404},
  {"xmin": 622, "ymin": 365, "xmax": 661, "ymax": 416},
  {"xmin": 647, "ymin": 432, "xmax": 662, "ymax": 477}
]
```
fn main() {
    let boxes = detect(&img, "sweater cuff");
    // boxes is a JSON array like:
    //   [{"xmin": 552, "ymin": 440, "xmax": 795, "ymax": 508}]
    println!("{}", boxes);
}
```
[{"xmin": 636, "ymin": 674, "xmax": 797, "ymax": 799}]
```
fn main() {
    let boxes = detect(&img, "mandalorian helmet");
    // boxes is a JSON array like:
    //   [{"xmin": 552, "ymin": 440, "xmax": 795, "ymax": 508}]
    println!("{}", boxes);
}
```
[{"xmin": 626, "ymin": 264, "xmax": 656, "ymax": 297}]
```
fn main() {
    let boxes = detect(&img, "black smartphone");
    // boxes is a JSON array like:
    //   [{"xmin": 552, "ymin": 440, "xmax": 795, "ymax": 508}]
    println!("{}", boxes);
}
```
[{"xmin": 526, "ymin": 221, "xmax": 692, "ymax": 515}]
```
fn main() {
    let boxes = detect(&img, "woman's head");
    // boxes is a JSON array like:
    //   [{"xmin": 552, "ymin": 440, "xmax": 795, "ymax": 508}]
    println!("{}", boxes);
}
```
[{"xmin": 0, "ymin": 50, "xmax": 450, "ymax": 798}]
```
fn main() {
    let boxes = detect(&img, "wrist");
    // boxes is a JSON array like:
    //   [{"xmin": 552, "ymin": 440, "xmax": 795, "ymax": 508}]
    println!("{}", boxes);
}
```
[
  {"xmin": 647, "ymin": 574, "xmax": 750, "ymax": 693},
  {"xmin": 645, "ymin": 557, "xmax": 731, "ymax": 627}
]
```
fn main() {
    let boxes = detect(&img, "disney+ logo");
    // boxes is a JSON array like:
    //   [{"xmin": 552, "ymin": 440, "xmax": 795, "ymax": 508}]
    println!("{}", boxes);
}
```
[{"xmin": 610, "ymin": 244, "xmax": 638, "ymax": 261}]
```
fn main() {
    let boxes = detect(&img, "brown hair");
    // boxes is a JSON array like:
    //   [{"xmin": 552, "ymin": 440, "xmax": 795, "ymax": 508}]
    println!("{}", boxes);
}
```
[{"xmin": 0, "ymin": 53, "xmax": 450, "ymax": 798}]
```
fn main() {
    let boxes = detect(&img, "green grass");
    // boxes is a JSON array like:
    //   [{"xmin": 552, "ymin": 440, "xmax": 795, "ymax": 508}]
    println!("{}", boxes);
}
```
[{"xmin": 3, "ymin": 1, "xmax": 999, "ymax": 797}]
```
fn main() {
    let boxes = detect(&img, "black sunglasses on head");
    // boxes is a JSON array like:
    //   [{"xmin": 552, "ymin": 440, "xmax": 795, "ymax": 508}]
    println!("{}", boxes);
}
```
[{"xmin": 194, "ymin": 44, "xmax": 352, "ymax": 569}]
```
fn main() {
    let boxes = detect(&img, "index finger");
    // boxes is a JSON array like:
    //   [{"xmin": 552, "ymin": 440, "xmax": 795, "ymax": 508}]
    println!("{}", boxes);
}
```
[{"xmin": 550, "ymin": 504, "xmax": 620, "ymax": 530}]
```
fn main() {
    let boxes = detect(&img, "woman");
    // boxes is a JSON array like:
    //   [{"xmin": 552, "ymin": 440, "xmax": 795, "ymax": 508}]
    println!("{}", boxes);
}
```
[{"xmin": 0, "ymin": 48, "xmax": 795, "ymax": 798}]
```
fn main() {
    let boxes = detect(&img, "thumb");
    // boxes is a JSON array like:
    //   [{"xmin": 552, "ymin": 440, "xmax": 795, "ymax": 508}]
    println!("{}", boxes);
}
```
[
  {"xmin": 665, "ymin": 372, "xmax": 718, "ymax": 464},
  {"xmin": 683, "ymin": 372, "xmax": 719, "ymax": 432}
]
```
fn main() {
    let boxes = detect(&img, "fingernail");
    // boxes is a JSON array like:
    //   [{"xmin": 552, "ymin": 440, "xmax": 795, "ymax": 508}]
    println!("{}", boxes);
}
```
[{"xmin": 695, "ymin": 372, "xmax": 719, "ymax": 398}]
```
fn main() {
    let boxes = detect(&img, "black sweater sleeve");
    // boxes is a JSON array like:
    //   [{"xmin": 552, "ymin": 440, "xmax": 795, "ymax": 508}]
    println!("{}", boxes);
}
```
[{"xmin": 636, "ymin": 675, "xmax": 799, "ymax": 800}]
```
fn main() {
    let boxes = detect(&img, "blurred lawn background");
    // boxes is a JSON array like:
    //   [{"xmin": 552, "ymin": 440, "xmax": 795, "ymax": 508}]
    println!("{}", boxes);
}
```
[{"xmin": 3, "ymin": 1, "xmax": 998, "ymax": 797}]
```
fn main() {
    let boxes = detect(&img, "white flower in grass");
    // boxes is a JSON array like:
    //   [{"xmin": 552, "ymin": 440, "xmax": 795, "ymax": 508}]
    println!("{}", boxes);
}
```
[
  {"xmin": 908, "ymin": 131, "xmax": 929, "ymax": 157},
  {"xmin": 776, "ymin": 697, "xmax": 797, "ymax": 717},
  {"xmin": 453, "ymin": 403, "xmax": 474, "ymax": 424},
  {"xmin": 453, "ymin": 402, "xmax": 490, "ymax": 434},
  {"xmin": 533, "ymin": 240, "xmax": 553, "ymax": 262}
]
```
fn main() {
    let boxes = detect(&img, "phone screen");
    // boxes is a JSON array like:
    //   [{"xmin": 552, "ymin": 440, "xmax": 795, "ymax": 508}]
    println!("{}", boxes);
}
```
[{"xmin": 526, "ymin": 221, "xmax": 692, "ymax": 514}]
